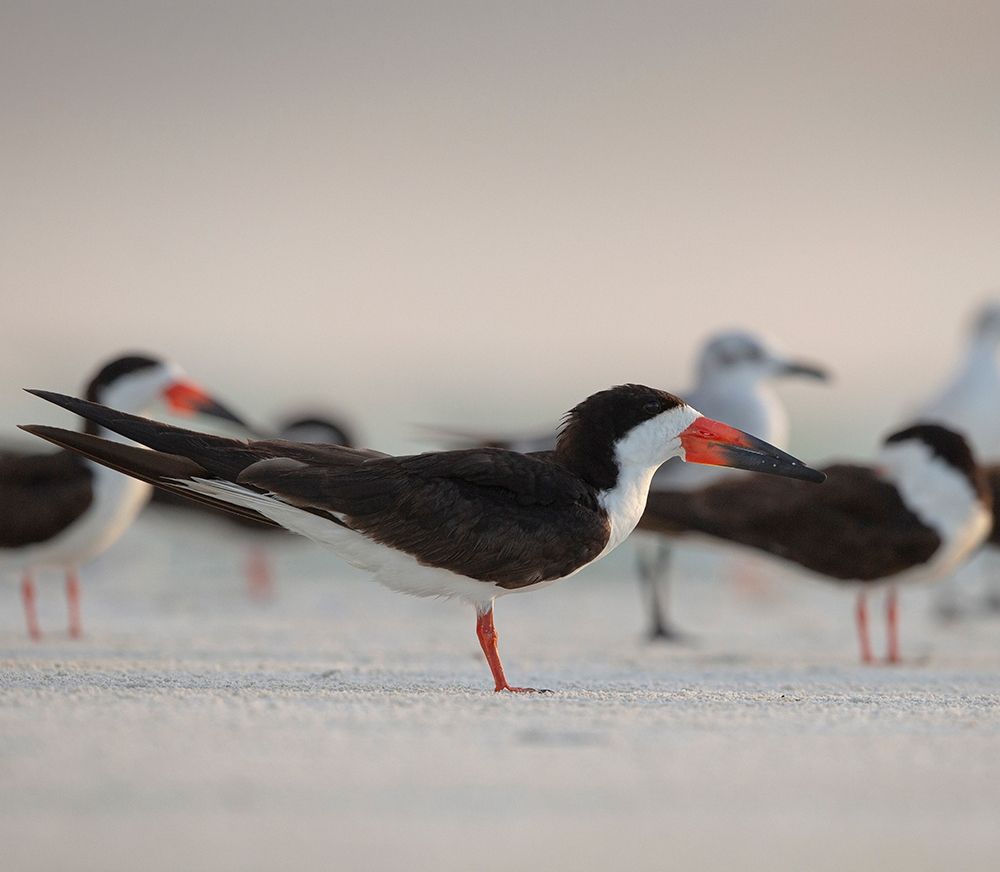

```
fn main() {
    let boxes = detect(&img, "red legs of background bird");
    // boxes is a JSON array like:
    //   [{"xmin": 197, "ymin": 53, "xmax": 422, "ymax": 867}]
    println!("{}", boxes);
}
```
[
  {"xmin": 21, "ymin": 571, "xmax": 41, "ymax": 642},
  {"xmin": 855, "ymin": 592, "xmax": 873, "ymax": 665},
  {"xmin": 856, "ymin": 589, "xmax": 901, "ymax": 665},
  {"xmin": 885, "ymin": 586, "xmax": 900, "ymax": 665},
  {"xmin": 246, "ymin": 546, "xmax": 274, "ymax": 601},
  {"xmin": 475, "ymin": 603, "xmax": 547, "ymax": 694},
  {"xmin": 66, "ymin": 569, "xmax": 82, "ymax": 639}
]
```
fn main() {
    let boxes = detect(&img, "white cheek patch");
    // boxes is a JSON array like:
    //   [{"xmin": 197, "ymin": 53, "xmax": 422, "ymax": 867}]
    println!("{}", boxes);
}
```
[
  {"xmin": 100, "ymin": 362, "xmax": 181, "ymax": 414},
  {"xmin": 595, "ymin": 403, "xmax": 702, "ymax": 560},
  {"xmin": 614, "ymin": 404, "xmax": 701, "ymax": 468}
]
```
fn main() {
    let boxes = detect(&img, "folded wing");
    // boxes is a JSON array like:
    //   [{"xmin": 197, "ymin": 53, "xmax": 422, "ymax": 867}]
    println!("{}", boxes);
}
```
[
  {"xmin": 639, "ymin": 464, "xmax": 941, "ymax": 581},
  {"xmin": 240, "ymin": 447, "xmax": 609, "ymax": 587}
]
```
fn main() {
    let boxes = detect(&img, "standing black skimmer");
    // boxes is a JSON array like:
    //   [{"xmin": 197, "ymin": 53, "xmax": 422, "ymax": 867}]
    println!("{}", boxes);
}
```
[
  {"xmin": 637, "ymin": 424, "xmax": 992, "ymax": 663},
  {"xmin": 21, "ymin": 384, "xmax": 822, "ymax": 691},
  {"xmin": 914, "ymin": 301, "xmax": 1000, "ymax": 615},
  {"xmin": 2, "ymin": 354, "xmax": 242, "ymax": 640},
  {"xmin": 633, "ymin": 331, "xmax": 828, "ymax": 641},
  {"xmin": 150, "ymin": 413, "xmax": 355, "ymax": 599}
]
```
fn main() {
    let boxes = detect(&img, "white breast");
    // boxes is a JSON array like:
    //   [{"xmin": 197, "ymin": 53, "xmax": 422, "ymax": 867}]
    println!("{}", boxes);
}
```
[
  {"xmin": 1, "ymin": 463, "xmax": 152, "ymax": 572},
  {"xmin": 177, "ymin": 477, "xmax": 576, "ymax": 608},
  {"xmin": 880, "ymin": 442, "xmax": 992, "ymax": 582}
]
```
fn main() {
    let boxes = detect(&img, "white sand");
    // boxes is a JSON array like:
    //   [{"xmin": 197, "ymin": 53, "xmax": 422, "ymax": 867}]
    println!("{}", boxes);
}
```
[{"xmin": 3, "ymin": 512, "xmax": 1000, "ymax": 872}]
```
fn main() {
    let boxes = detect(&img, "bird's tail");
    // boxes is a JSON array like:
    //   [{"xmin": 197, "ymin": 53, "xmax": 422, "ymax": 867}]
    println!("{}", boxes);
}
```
[{"xmin": 19, "ymin": 424, "xmax": 280, "ymax": 528}]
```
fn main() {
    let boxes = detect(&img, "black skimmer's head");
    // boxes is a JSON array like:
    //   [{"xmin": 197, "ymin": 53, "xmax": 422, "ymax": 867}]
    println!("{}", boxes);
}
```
[
  {"xmin": 696, "ymin": 330, "xmax": 828, "ymax": 385},
  {"xmin": 82, "ymin": 353, "xmax": 244, "ymax": 428},
  {"xmin": 879, "ymin": 423, "xmax": 991, "ymax": 517},
  {"xmin": 278, "ymin": 415, "xmax": 355, "ymax": 447},
  {"xmin": 556, "ymin": 384, "xmax": 825, "ymax": 492}
]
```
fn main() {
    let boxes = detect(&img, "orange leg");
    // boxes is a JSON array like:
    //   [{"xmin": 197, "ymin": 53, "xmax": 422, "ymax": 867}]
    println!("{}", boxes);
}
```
[
  {"xmin": 855, "ymin": 592, "xmax": 873, "ymax": 665},
  {"xmin": 885, "ymin": 587, "xmax": 900, "ymax": 665},
  {"xmin": 246, "ymin": 546, "xmax": 275, "ymax": 601},
  {"xmin": 21, "ymin": 571, "xmax": 41, "ymax": 642},
  {"xmin": 475, "ymin": 604, "xmax": 547, "ymax": 693},
  {"xmin": 66, "ymin": 569, "xmax": 82, "ymax": 639}
]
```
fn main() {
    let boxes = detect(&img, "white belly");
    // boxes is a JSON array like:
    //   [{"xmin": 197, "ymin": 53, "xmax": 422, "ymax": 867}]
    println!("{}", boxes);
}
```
[
  {"xmin": 252, "ymin": 498, "xmax": 582, "ymax": 608},
  {"xmin": 1, "ymin": 465, "xmax": 152, "ymax": 573},
  {"xmin": 180, "ymin": 478, "xmax": 598, "ymax": 608}
]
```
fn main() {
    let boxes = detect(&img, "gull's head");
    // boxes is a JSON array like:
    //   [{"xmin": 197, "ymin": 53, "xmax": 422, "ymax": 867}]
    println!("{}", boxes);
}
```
[
  {"xmin": 696, "ymin": 330, "xmax": 829, "ymax": 386},
  {"xmin": 970, "ymin": 301, "xmax": 1000, "ymax": 345}
]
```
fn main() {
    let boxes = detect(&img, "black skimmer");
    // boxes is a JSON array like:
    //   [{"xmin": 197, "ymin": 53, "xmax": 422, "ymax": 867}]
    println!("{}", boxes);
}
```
[
  {"xmin": 21, "ymin": 384, "xmax": 822, "ymax": 691},
  {"xmin": 637, "ymin": 424, "xmax": 992, "ymax": 663},
  {"xmin": 150, "ymin": 413, "xmax": 355, "ymax": 598},
  {"xmin": 633, "ymin": 331, "xmax": 828, "ymax": 641},
  {"xmin": 914, "ymin": 301, "xmax": 1000, "ymax": 616},
  {"xmin": 2, "ymin": 354, "xmax": 242, "ymax": 640}
]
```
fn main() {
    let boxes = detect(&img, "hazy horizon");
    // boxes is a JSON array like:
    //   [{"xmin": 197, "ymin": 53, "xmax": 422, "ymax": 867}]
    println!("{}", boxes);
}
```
[{"xmin": 3, "ymin": 2, "xmax": 999, "ymax": 456}]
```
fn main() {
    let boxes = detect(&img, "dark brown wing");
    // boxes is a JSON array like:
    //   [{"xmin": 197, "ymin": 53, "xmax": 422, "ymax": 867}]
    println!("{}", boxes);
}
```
[
  {"xmin": 0, "ymin": 448, "xmax": 94, "ymax": 547},
  {"xmin": 239, "ymin": 448, "xmax": 609, "ymax": 588},
  {"xmin": 148, "ymin": 441, "xmax": 387, "ymax": 529},
  {"xmin": 639, "ymin": 464, "xmax": 941, "ymax": 581}
]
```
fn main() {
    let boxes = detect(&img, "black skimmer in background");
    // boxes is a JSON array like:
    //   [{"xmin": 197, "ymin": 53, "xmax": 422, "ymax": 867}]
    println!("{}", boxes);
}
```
[
  {"xmin": 633, "ymin": 331, "xmax": 828, "ymax": 640},
  {"xmin": 22, "ymin": 384, "xmax": 822, "ymax": 691},
  {"xmin": 914, "ymin": 301, "xmax": 1000, "ymax": 616},
  {"xmin": 2, "ymin": 354, "xmax": 242, "ymax": 640},
  {"xmin": 637, "ymin": 424, "xmax": 992, "ymax": 663},
  {"xmin": 150, "ymin": 413, "xmax": 355, "ymax": 599}
]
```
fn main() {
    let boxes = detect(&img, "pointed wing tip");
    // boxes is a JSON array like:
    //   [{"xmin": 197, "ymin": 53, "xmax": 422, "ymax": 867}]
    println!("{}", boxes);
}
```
[
  {"xmin": 18, "ymin": 422, "xmax": 73, "ymax": 441},
  {"xmin": 19, "ymin": 423, "xmax": 53, "ymax": 436},
  {"xmin": 24, "ymin": 388, "xmax": 78, "ymax": 406}
]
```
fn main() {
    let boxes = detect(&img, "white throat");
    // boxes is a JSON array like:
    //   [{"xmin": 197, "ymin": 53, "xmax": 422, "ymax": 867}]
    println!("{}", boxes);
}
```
[
  {"xmin": 97, "ymin": 361, "xmax": 185, "ymax": 417},
  {"xmin": 83, "ymin": 366, "xmax": 181, "ymax": 541},
  {"xmin": 879, "ymin": 441, "xmax": 991, "ymax": 575},
  {"xmin": 596, "ymin": 404, "xmax": 700, "ymax": 557}
]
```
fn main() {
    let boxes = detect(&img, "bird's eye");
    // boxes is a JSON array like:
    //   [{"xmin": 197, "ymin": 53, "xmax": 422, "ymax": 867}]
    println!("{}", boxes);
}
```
[{"xmin": 643, "ymin": 400, "xmax": 662, "ymax": 415}]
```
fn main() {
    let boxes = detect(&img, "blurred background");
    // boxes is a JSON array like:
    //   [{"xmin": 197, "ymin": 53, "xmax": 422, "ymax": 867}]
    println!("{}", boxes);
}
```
[
  {"xmin": 5, "ymin": 8, "xmax": 1000, "ymax": 871},
  {"xmin": 2, "ymin": 1, "xmax": 999, "ymax": 456}
]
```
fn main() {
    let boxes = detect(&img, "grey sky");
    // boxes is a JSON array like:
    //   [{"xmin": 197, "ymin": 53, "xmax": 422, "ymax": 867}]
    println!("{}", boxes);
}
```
[{"xmin": 2, "ymin": 2, "xmax": 999, "ymax": 455}]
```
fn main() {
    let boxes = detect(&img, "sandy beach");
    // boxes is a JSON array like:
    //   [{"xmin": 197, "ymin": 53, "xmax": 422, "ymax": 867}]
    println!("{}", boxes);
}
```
[{"xmin": 3, "ymin": 511, "xmax": 1000, "ymax": 872}]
